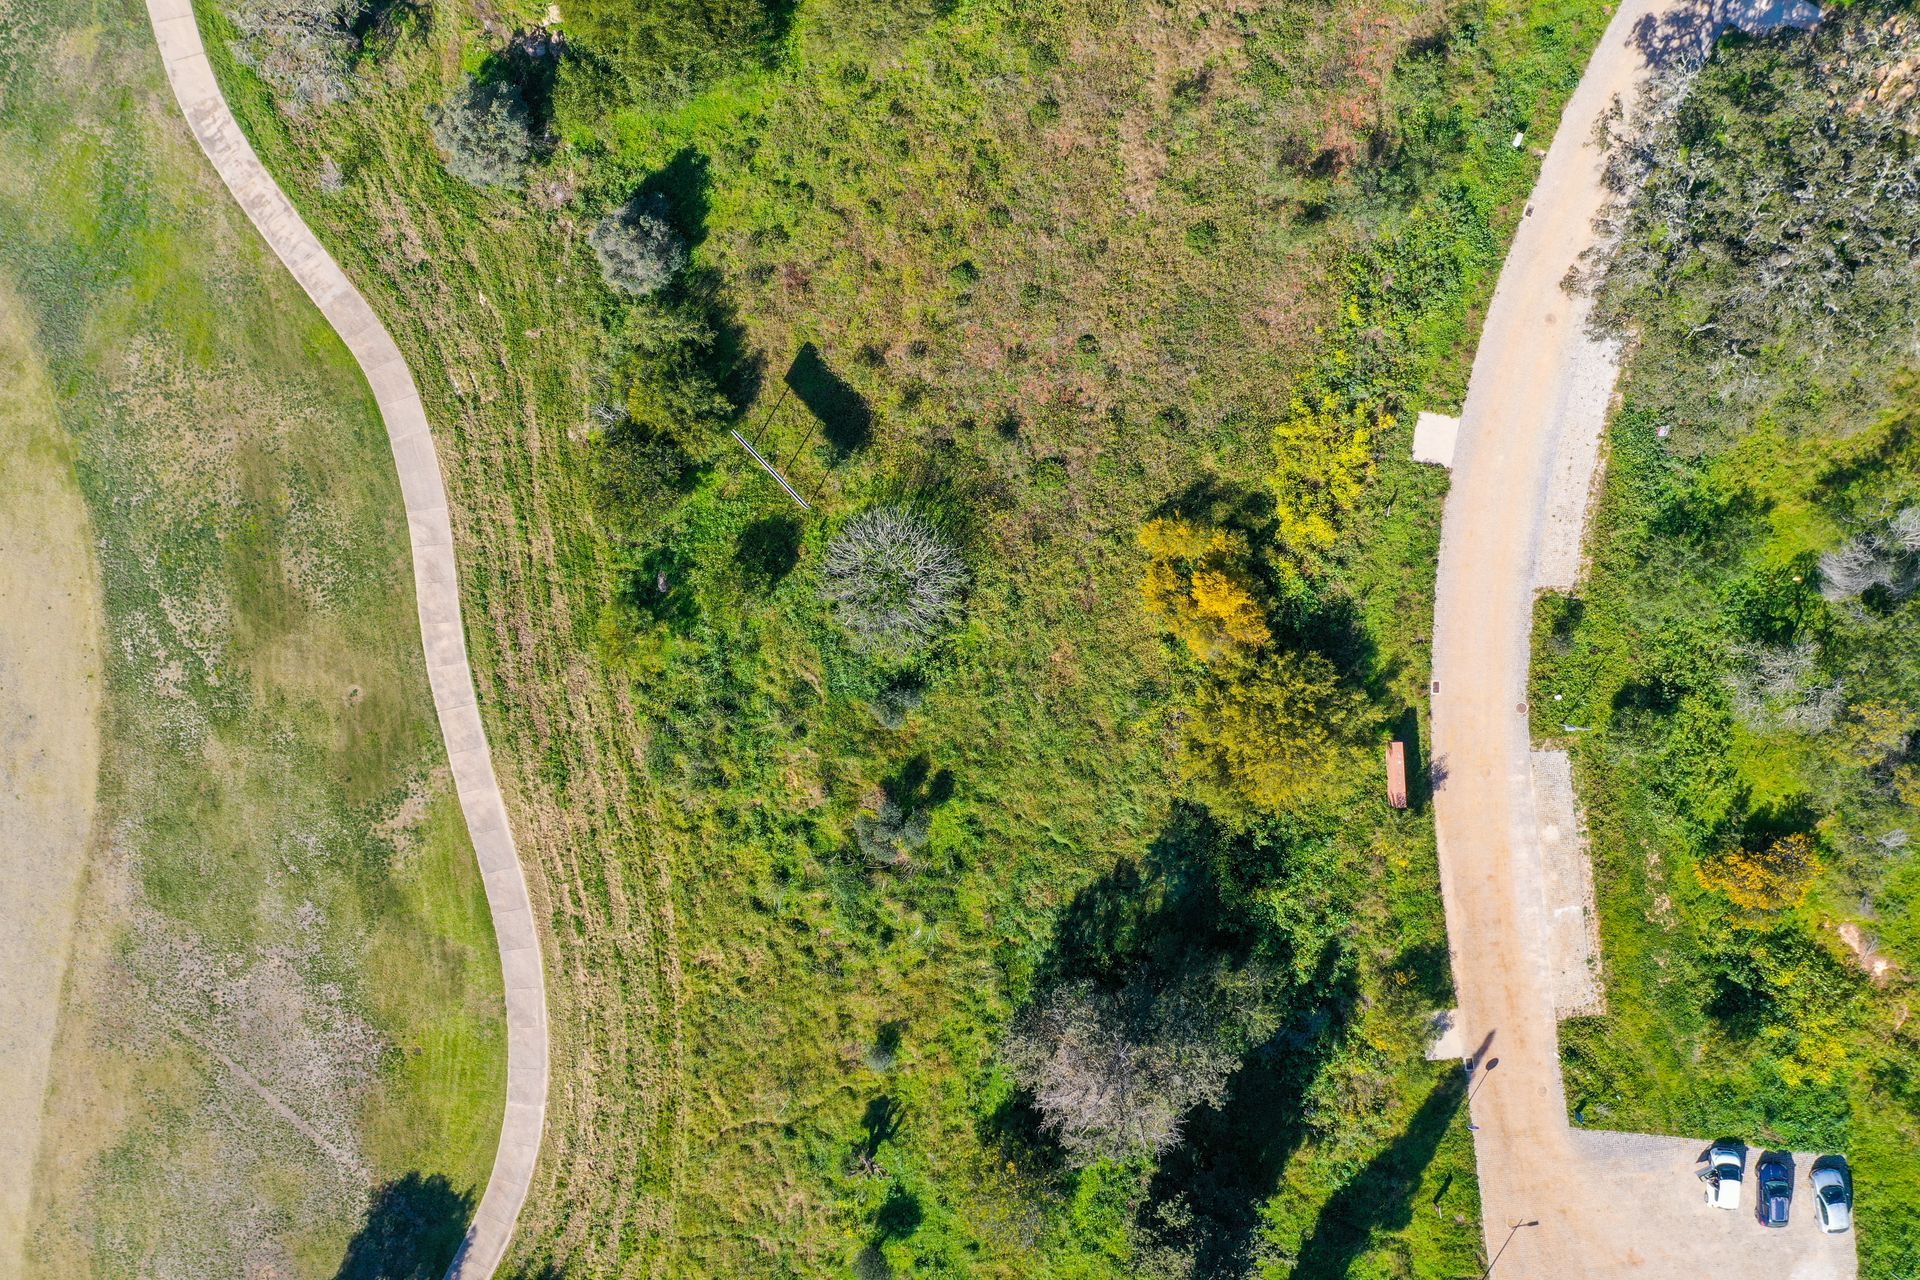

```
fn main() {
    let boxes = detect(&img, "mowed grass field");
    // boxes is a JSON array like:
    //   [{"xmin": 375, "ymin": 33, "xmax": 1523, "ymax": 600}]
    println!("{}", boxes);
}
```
[
  {"xmin": 0, "ymin": 0, "xmax": 505, "ymax": 1274},
  {"xmin": 195, "ymin": 0, "xmax": 1614, "ymax": 1269}
]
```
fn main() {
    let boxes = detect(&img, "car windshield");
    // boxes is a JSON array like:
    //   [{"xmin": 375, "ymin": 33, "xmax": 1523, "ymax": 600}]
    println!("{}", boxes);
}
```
[{"xmin": 1821, "ymin": 1184, "xmax": 1847, "ymax": 1204}]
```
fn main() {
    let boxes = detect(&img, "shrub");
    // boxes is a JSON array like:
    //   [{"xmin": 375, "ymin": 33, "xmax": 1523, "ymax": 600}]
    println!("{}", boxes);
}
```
[
  {"xmin": 1180, "ymin": 650, "xmax": 1371, "ymax": 822},
  {"xmin": 821, "ymin": 509, "xmax": 966, "ymax": 653},
  {"xmin": 1270, "ymin": 393, "xmax": 1379, "ymax": 558},
  {"xmin": 620, "ymin": 303, "xmax": 733, "ymax": 451},
  {"xmin": 853, "ymin": 797, "xmax": 930, "ymax": 869},
  {"xmin": 227, "ymin": 0, "xmax": 366, "ymax": 113},
  {"xmin": 1696, "ymin": 833, "xmax": 1820, "ymax": 912},
  {"xmin": 558, "ymin": 0, "xmax": 783, "ymax": 114},
  {"xmin": 591, "ymin": 197, "xmax": 689, "ymax": 297},
  {"xmin": 426, "ymin": 78, "xmax": 534, "ymax": 189},
  {"xmin": 1138, "ymin": 518, "xmax": 1270, "ymax": 661}
]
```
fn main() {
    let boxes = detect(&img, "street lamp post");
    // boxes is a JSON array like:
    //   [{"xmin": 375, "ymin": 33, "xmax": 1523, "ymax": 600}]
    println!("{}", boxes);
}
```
[{"xmin": 1481, "ymin": 1218, "xmax": 1539, "ymax": 1278}]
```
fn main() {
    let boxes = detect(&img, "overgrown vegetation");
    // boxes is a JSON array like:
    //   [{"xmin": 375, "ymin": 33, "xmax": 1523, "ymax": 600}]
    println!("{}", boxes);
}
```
[
  {"xmin": 1540, "ymin": 10, "xmax": 1920, "ymax": 1276},
  {"xmin": 191, "ymin": 0, "xmax": 1619, "ymax": 1267},
  {"xmin": 1, "ymin": 0, "xmax": 504, "ymax": 1272}
]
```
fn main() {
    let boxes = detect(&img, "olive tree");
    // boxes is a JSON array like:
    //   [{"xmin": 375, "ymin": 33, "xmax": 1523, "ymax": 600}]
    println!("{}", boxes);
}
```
[
  {"xmin": 591, "ymin": 197, "xmax": 689, "ymax": 297},
  {"xmin": 427, "ymin": 78, "xmax": 534, "ymax": 189}
]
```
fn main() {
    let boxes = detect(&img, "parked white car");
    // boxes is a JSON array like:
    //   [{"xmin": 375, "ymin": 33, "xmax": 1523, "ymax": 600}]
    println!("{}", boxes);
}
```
[
  {"xmin": 1812, "ymin": 1164, "xmax": 1853, "ymax": 1233},
  {"xmin": 1701, "ymin": 1143, "xmax": 1744, "ymax": 1210}
]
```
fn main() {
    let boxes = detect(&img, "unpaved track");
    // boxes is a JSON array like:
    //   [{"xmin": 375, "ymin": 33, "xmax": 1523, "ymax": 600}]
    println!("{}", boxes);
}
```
[
  {"xmin": 1431, "ymin": 0, "xmax": 1853, "ymax": 1275},
  {"xmin": 0, "ymin": 283, "xmax": 104, "ymax": 1280},
  {"xmin": 142, "ymin": 5, "xmax": 548, "ymax": 1275}
]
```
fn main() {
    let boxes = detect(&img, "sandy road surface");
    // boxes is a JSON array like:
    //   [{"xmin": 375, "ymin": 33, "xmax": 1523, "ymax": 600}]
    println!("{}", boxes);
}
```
[
  {"xmin": 142, "ymin": 4, "xmax": 549, "ymax": 1275},
  {"xmin": 0, "ymin": 283, "xmax": 105, "ymax": 1280},
  {"xmin": 1429, "ymin": 0, "xmax": 1855, "ymax": 1275}
]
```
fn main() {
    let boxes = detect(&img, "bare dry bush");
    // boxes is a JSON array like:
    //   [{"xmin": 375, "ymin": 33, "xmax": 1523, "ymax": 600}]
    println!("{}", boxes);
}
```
[{"xmin": 820, "ymin": 508, "xmax": 965, "ymax": 653}]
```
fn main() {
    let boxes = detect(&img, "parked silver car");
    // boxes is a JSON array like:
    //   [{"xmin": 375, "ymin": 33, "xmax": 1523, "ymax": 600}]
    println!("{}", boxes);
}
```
[{"xmin": 1812, "ymin": 1164, "xmax": 1853, "ymax": 1234}]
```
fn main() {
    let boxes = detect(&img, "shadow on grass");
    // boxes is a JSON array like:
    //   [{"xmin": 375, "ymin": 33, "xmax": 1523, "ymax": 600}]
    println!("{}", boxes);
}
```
[
  {"xmin": 332, "ymin": 1173, "xmax": 474, "ymax": 1280},
  {"xmin": 1289, "ymin": 1071, "xmax": 1466, "ymax": 1279},
  {"xmin": 787, "ymin": 342, "xmax": 872, "ymax": 461}
]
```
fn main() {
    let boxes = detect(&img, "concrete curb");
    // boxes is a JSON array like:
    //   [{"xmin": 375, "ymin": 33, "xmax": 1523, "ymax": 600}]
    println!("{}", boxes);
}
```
[{"xmin": 140, "ymin": 4, "xmax": 547, "ymax": 1276}]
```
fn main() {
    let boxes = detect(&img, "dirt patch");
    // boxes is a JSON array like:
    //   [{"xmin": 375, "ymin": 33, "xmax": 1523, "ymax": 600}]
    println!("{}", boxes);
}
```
[{"xmin": 0, "ymin": 281, "xmax": 104, "ymax": 1276}]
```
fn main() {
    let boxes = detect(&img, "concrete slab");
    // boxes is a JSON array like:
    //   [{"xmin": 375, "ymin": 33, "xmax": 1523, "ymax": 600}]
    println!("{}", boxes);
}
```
[
  {"xmin": 1413, "ymin": 411, "xmax": 1460, "ymax": 467},
  {"xmin": 1532, "ymin": 750, "xmax": 1604, "ymax": 1018}
]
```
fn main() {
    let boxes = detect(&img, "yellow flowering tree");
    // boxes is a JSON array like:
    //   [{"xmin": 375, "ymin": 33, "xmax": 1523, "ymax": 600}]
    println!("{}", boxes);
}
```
[
  {"xmin": 1180, "ymin": 650, "xmax": 1371, "ymax": 822},
  {"xmin": 1138, "ymin": 517, "xmax": 1271, "ymax": 661}
]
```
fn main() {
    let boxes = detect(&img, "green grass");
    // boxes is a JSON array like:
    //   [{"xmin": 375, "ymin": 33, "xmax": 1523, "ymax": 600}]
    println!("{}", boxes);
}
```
[
  {"xmin": 192, "ymin": 0, "xmax": 1612, "ymax": 1271},
  {"xmin": 0, "ymin": 0, "xmax": 505, "ymax": 1273}
]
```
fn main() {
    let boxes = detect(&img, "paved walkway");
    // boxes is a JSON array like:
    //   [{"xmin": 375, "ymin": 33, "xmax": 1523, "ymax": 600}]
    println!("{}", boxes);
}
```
[
  {"xmin": 142, "ymin": 5, "xmax": 547, "ymax": 1276},
  {"xmin": 1430, "ymin": 0, "xmax": 1852, "ymax": 1275}
]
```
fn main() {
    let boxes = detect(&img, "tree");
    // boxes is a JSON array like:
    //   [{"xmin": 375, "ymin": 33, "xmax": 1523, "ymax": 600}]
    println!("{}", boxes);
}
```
[
  {"xmin": 1696, "ymin": 833, "xmax": 1820, "ymax": 911},
  {"xmin": 591, "ymin": 197, "xmax": 689, "ymax": 297},
  {"xmin": 1001, "ymin": 977, "xmax": 1240, "ymax": 1165},
  {"xmin": 1180, "ymin": 650, "xmax": 1371, "ymax": 821},
  {"xmin": 1138, "ymin": 517, "xmax": 1271, "ymax": 661},
  {"xmin": 427, "ymin": 78, "xmax": 533, "ymax": 189},
  {"xmin": 1269, "ymin": 393, "xmax": 1378, "ymax": 558},
  {"xmin": 820, "ymin": 509, "xmax": 966, "ymax": 653}
]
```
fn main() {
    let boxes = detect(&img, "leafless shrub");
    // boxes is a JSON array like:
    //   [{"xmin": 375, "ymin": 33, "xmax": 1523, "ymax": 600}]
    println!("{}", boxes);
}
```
[
  {"xmin": 1889, "ymin": 505, "xmax": 1920, "ymax": 553},
  {"xmin": 821, "ymin": 508, "xmax": 966, "ymax": 652},
  {"xmin": 1820, "ymin": 534, "xmax": 1897, "ymax": 601},
  {"xmin": 1728, "ymin": 640, "xmax": 1844, "ymax": 734}
]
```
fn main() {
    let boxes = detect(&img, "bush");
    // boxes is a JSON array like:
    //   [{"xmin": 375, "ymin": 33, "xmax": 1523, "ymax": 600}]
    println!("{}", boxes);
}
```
[
  {"xmin": 558, "ymin": 0, "xmax": 784, "ymax": 114},
  {"xmin": 1697, "ymin": 833, "xmax": 1821, "ymax": 912},
  {"xmin": 620, "ymin": 303, "xmax": 733, "ymax": 451},
  {"xmin": 227, "ymin": 0, "xmax": 367, "ymax": 113},
  {"xmin": 591, "ymin": 197, "xmax": 689, "ymax": 297},
  {"xmin": 820, "ymin": 509, "xmax": 966, "ymax": 653},
  {"xmin": 1269, "ymin": 393, "xmax": 1379, "ymax": 559},
  {"xmin": 426, "ymin": 77, "xmax": 534, "ymax": 189},
  {"xmin": 1181, "ymin": 650, "xmax": 1371, "ymax": 822}
]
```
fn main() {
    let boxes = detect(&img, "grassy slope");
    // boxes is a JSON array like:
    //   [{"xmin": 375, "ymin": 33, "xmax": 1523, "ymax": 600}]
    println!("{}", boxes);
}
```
[
  {"xmin": 1531, "ymin": 13, "xmax": 1920, "ymax": 1277},
  {"xmin": 200, "ymin": 0, "xmax": 1608, "ymax": 1271},
  {"xmin": 0, "ymin": 0, "xmax": 504, "ymax": 1273}
]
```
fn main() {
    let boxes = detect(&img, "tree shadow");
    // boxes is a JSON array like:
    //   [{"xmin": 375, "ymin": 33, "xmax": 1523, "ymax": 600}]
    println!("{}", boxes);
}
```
[
  {"xmin": 736, "ymin": 514, "xmax": 801, "ymax": 588},
  {"xmin": 635, "ymin": 147, "xmax": 712, "ymax": 249},
  {"xmin": 874, "ymin": 1182, "xmax": 923, "ymax": 1239},
  {"xmin": 786, "ymin": 343, "xmax": 873, "ymax": 462},
  {"xmin": 332, "ymin": 1173, "xmax": 475, "ymax": 1280},
  {"xmin": 1136, "ymin": 944, "xmax": 1357, "ymax": 1277},
  {"xmin": 861, "ymin": 1095, "xmax": 902, "ymax": 1159},
  {"xmin": 1289, "ymin": 1071, "xmax": 1466, "ymax": 1279}
]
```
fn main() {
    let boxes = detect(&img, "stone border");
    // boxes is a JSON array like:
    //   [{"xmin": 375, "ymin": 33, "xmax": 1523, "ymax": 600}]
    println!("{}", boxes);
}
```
[{"xmin": 141, "ymin": 4, "xmax": 548, "ymax": 1275}]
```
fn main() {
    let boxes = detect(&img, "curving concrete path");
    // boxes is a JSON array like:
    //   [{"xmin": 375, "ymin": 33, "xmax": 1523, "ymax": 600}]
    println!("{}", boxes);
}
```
[
  {"xmin": 1430, "ymin": 0, "xmax": 1851, "ymax": 1275},
  {"xmin": 143, "ymin": 4, "xmax": 547, "ymax": 1276}
]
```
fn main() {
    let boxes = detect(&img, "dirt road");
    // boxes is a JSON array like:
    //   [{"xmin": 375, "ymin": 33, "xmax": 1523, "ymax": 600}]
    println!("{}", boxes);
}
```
[
  {"xmin": 143, "ymin": 4, "xmax": 549, "ymax": 1276},
  {"xmin": 1429, "ymin": 0, "xmax": 1855, "ymax": 1274},
  {"xmin": 0, "ymin": 280, "xmax": 104, "ymax": 1280}
]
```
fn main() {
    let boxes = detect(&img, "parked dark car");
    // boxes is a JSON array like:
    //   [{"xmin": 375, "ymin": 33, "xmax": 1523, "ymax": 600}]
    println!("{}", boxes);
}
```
[{"xmin": 1757, "ymin": 1155, "xmax": 1793, "ymax": 1228}]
